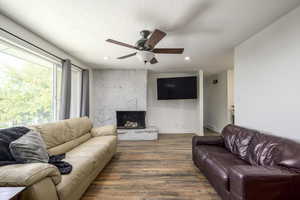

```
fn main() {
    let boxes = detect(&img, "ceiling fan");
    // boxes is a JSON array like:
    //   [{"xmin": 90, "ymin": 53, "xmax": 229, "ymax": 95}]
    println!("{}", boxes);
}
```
[{"xmin": 106, "ymin": 29, "xmax": 184, "ymax": 64}]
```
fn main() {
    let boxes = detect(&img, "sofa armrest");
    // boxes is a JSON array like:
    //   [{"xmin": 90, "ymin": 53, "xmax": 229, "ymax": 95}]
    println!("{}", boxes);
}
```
[
  {"xmin": 229, "ymin": 166, "xmax": 294, "ymax": 200},
  {"xmin": 192, "ymin": 136, "xmax": 224, "ymax": 148},
  {"xmin": 20, "ymin": 177, "xmax": 59, "ymax": 200},
  {"xmin": 0, "ymin": 163, "xmax": 61, "ymax": 187},
  {"xmin": 91, "ymin": 125, "xmax": 117, "ymax": 137}
]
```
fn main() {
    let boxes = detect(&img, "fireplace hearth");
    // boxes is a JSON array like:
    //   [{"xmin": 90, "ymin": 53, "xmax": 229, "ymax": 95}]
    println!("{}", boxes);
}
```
[{"xmin": 116, "ymin": 111, "xmax": 146, "ymax": 129}]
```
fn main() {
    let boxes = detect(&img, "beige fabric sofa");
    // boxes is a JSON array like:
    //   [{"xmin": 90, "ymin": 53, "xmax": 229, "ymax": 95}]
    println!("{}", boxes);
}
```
[{"xmin": 0, "ymin": 117, "xmax": 117, "ymax": 200}]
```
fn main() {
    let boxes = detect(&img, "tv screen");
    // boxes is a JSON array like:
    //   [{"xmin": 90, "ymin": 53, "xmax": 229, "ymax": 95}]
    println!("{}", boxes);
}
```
[{"xmin": 157, "ymin": 76, "xmax": 197, "ymax": 100}]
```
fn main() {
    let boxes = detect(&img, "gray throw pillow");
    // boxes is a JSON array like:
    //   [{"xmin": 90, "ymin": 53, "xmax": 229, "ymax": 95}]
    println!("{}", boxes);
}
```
[{"xmin": 9, "ymin": 130, "xmax": 49, "ymax": 163}]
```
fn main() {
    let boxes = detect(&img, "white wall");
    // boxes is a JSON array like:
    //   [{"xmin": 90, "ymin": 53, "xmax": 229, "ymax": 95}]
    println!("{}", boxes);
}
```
[
  {"xmin": 0, "ymin": 14, "xmax": 89, "ymax": 68},
  {"xmin": 227, "ymin": 70, "xmax": 235, "ymax": 123},
  {"xmin": 93, "ymin": 69, "xmax": 148, "ymax": 127},
  {"xmin": 147, "ymin": 72, "xmax": 202, "ymax": 134},
  {"xmin": 235, "ymin": 6, "xmax": 300, "ymax": 140},
  {"xmin": 197, "ymin": 70, "xmax": 204, "ymax": 136},
  {"xmin": 204, "ymin": 71, "xmax": 232, "ymax": 133}
]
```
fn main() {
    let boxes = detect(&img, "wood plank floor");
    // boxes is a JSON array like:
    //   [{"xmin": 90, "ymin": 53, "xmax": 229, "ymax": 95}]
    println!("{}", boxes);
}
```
[{"xmin": 81, "ymin": 134, "xmax": 221, "ymax": 200}]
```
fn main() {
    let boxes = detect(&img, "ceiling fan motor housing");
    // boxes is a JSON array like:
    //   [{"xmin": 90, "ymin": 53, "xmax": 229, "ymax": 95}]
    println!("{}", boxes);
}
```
[
  {"xmin": 140, "ymin": 30, "xmax": 151, "ymax": 38},
  {"xmin": 136, "ymin": 51, "xmax": 155, "ymax": 64},
  {"xmin": 136, "ymin": 30, "xmax": 152, "ymax": 50},
  {"xmin": 135, "ymin": 39, "xmax": 148, "ymax": 50}
]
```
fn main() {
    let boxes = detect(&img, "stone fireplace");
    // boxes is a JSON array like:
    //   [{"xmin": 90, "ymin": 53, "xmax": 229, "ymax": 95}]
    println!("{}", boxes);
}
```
[
  {"xmin": 116, "ymin": 111, "xmax": 158, "ymax": 140},
  {"xmin": 93, "ymin": 69, "xmax": 158, "ymax": 140},
  {"xmin": 116, "ymin": 111, "xmax": 146, "ymax": 129}
]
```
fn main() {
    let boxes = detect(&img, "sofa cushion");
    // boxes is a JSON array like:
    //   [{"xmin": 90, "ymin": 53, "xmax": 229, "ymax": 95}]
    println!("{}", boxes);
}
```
[
  {"xmin": 222, "ymin": 124, "xmax": 257, "ymax": 160},
  {"xmin": 193, "ymin": 144, "xmax": 248, "ymax": 191},
  {"xmin": 203, "ymin": 152, "xmax": 248, "ymax": 191},
  {"xmin": 91, "ymin": 125, "xmax": 117, "ymax": 137},
  {"xmin": 32, "ymin": 117, "xmax": 92, "ymax": 149},
  {"xmin": 64, "ymin": 117, "xmax": 93, "ymax": 138},
  {"xmin": 247, "ymin": 133, "xmax": 282, "ymax": 166},
  {"xmin": 194, "ymin": 145, "xmax": 230, "ymax": 160},
  {"xmin": 193, "ymin": 145, "xmax": 231, "ymax": 173},
  {"xmin": 56, "ymin": 136, "xmax": 117, "ymax": 200},
  {"xmin": 56, "ymin": 156, "xmax": 95, "ymax": 200},
  {"xmin": 57, "ymin": 155, "xmax": 96, "ymax": 199},
  {"xmin": 66, "ymin": 136, "xmax": 117, "ymax": 166},
  {"xmin": 47, "ymin": 133, "xmax": 91, "ymax": 156},
  {"xmin": 278, "ymin": 139, "xmax": 300, "ymax": 172}
]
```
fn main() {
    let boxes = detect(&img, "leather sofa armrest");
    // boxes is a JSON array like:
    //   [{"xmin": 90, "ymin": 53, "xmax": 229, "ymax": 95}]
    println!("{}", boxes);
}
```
[
  {"xmin": 0, "ymin": 163, "xmax": 61, "ymax": 187},
  {"xmin": 20, "ymin": 178, "xmax": 59, "ymax": 200},
  {"xmin": 229, "ymin": 166, "xmax": 294, "ymax": 200},
  {"xmin": 91, "ymin": 125, "xmax": 117, "ymax": 137},
  {"xmin": 192, "ymin": 136, "xmax": 224, "ymax": 147}
]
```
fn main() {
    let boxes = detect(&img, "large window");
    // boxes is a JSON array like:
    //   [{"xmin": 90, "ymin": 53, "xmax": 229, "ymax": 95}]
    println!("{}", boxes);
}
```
[{"xmin": 0, "ymin": 39, "xmax": 81, "ymax": 128}]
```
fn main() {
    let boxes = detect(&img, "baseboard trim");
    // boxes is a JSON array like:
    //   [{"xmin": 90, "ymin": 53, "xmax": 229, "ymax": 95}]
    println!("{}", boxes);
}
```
[{"xmin": 204, "ymin": 126, "xmax": 222, "ymax": 134}]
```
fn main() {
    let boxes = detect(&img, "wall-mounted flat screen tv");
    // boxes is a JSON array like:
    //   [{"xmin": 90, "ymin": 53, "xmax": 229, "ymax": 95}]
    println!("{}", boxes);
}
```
[{"xmin": 157, "ymin": 76, "xmax": 197, "ymax": 100}]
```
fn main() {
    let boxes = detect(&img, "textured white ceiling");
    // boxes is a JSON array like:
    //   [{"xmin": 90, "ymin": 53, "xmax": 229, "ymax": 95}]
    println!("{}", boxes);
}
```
[{"xmin": 0, "ymin": 0, "xmax": 299, "ymax": 74}]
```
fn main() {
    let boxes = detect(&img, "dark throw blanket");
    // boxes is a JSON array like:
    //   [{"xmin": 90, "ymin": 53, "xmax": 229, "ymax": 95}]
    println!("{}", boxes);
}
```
[
  {"xmin": 0, "ymin": 127, "xmax": 72, "ymax": 174},
  {"xmin": 49, "ymin": 154, "xmax": 72, "ymax": 174},
  {"xmin": 0, "ymin": 126, "xmax": 30, "ymax": 165}
]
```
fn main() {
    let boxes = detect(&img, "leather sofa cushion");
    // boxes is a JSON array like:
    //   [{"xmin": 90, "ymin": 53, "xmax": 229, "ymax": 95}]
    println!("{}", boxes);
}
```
[
  {"xmin": 66, "ymin": 136, "xmax": 117, "ymax": 165},
  {"xmin": 193, "ymin": 145, "xmax": 229, "ymax": 169},
  {"xmin": 57, "ymin": 135, "xmax": 117, "ymax": 200},
  {"xmin": 47, "ymin": 133, "xmax": 91, "ymax": 156},
  {"xmin": 247, "ymin": 133, "xmax": 282, "ymax": 166},
  {"xmin": 56, "ymin": 156, "xmax": 95, "ymax": 200},
  {"xmin": 195, "ymin": 145, "xmax": 230, "ymax": 160},
  {"xmin": 203, "ymin": 151, "xmax": 248, "ymax": 191},
  {"xmin": 91, "ymin": 125, "xmax": 117, "ymax": 137},
  {"xmin": 277, "ymin": 139, "xmax": 300, "ymax": 172},
  {"xmin": 32, "ymin": 117, "xmax": 92, "ymax": 149},
  {"xmin": 222, "ymin": 124, "xmax": 257, "ymax": 160},
  {"xmin": 194, "ymin": 144, "xmax": 248, "ymax": 191}
]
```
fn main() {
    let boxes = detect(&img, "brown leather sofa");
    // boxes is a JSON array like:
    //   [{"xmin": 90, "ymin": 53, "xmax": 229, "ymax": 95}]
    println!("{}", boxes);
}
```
[{"xmin": 193, "ymin": 124, "xmax": 300, "ymax": 200}]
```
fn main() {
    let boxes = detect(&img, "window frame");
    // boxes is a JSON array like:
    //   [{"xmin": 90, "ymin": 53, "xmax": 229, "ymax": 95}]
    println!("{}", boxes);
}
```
[{"xmin": 0, "ymin": 38, "xmax": 82, "ymax": 127}]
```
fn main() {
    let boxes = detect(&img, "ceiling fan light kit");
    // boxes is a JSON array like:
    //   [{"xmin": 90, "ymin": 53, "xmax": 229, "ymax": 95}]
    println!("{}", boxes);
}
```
[
  {"xmin": 106, "ymin": 29, "xmax": 184, "ymax": 64},
  {"xmin": 137, "ymin": 51, "xmax": 155, "ymax": 64}
]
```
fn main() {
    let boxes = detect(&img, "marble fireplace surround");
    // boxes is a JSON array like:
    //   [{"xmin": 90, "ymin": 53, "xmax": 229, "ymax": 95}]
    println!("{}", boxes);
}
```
[
  {"xmin": 93, "ymin": 69, "xmax": 148, "ymax": 127},
  {"xmin": 92, "ymin": 69, "xmax": 203, "ymax": 136}
]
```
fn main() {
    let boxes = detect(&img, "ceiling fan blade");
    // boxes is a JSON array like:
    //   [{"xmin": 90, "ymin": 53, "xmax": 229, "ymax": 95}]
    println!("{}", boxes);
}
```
[
  {"xmin": 153, "ymin": 48, "xmax": 184, "ymax": 54},
  {"xmin": 150, "ymin": 57, "xmax": 158, "ymax": 64},
  {"xmin": 117, "ymin": 52, "xmax": 137, "ymax": 59},
  {"xmin": 106, "ymin": 39, "xmax": 139, "ymax": 50},
  {"xmin": 146, "ymin": 29, "xmax": 167, "ymax": 49}
]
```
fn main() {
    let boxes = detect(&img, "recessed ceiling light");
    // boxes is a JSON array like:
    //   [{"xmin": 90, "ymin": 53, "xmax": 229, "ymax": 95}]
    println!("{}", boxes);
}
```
[
  {"xmin": 184, "ymin": 56, "xmax": 190, "ymax": 61},
  {"xmin": 103, "ymin": 56, "xmax": 108, "ymax": 60}
]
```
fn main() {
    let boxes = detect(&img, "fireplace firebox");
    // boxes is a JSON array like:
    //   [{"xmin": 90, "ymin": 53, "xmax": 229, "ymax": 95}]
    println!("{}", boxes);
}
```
[{"xmin": 116, "ymin": 111, "xmax": 146, "ymax": 129}]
